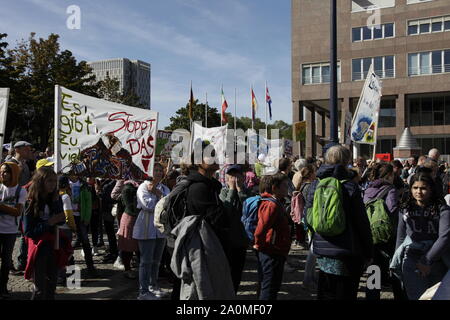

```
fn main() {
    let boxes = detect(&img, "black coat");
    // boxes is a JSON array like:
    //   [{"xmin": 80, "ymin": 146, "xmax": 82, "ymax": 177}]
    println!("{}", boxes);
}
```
[
  {"xmin": 304, "ymin": 164, "xmax": 374, "ymax": 260},
  {"xmin": 185, "ymin": 171, "xmax": 231, "ymax": 255}
]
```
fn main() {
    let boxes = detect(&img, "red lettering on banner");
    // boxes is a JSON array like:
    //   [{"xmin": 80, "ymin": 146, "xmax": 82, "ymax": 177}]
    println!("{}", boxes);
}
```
[{"xmin": 108, "ymin": 112, "xmax": 156, "ymax": 137}]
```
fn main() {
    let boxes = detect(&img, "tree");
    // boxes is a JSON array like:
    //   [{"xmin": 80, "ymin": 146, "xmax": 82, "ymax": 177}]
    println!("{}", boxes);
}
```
[
  {"xmin": 5, "ymin": 33, "xmax": 99, "ymax": 149},
  {"xmin": 97, "ymin": 74, "xmax": 146, "ymax": 109},
  {"xmin": 165, "ymin": 100, "xmax": 221, "ymax": 131}
]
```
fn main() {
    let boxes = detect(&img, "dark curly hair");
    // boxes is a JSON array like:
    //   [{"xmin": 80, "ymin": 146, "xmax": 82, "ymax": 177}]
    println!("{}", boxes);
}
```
[{"xmin": 400, "ymin": 173, "xmax": 444, "ymax": 215}]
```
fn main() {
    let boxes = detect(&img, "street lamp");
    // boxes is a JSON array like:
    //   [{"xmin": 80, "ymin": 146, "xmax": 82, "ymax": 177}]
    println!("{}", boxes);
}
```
[
  {"xmin": 329, "ymin": 0, "xmax": 338, "ymax": 144},
  {"xmin": 22, "ymin": 107, "xmax": 35, "ymax": 142}
]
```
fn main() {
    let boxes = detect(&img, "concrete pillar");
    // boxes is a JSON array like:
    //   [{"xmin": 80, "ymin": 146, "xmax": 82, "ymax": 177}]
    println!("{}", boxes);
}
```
[
  {"xmin": 396, "ymin": 94, "xmax": 406, "ymax": 143},
  {"xmin": 316, "ymin": 111, "xmax": 323, "ymax": 156},
  {"xmin": 305, "ymin": 105, "xmax": 316, "ymax": 157}
]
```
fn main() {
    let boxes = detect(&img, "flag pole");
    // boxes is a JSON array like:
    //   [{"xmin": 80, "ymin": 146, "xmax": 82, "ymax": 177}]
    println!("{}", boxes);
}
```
[
  {"xmin": 265, "ymin": 81, "xmax": 268, "ymax": 138},
  {"xmin": 205, "ymin": 92, "xmax": 208, "ymax": 128},
  {"xmin": 190, "ymin": 80, "xmax": 193, "ymax": 130},
  {"xmin": 221, "ymin": 85, "xmax": 223, "ymax": 126},
  {"xmin": 234, "ymin": 88, "xmax": 237, "ymax": 153},
  {"xmin": 251, "ymin": 86, "xmax": 254, "ymax": 131}
]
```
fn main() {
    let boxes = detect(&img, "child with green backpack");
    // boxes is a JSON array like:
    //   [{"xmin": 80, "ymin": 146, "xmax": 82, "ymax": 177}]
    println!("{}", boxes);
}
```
[{"xmin": 363, "ymin": 162, "xmax": 406, "ymax": 300}]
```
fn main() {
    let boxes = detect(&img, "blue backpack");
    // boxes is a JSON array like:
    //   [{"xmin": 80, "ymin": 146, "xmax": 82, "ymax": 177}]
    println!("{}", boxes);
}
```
[{"xmin": 241, "ymin": 195, "xmax": 277, "ymax": 243}]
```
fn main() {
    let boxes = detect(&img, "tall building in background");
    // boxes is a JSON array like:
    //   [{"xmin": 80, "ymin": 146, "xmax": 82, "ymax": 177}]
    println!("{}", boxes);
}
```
[
  {"xmin": 292, "ymin": 0, "xmax": 450, "ymax": 159},
  {"xmin": 87, "ymin": 58, "xmax": 151, "ymax": 109}
]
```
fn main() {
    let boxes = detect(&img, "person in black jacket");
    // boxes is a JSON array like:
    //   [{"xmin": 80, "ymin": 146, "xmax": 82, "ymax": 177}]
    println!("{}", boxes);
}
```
[
  {"xmin": 304, "ymin": 145, "xmax": 374, "ymax": 300},
  {"xmin": 184, "ymin": 141, "xmax": 231, "ymax": 260}
]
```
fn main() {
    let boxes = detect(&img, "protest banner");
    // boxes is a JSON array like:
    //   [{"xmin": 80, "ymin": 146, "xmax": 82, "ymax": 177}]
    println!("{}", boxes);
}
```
[
  {"xmin": 284, "ymin": 139, "xmax": 293, "ymax": 157},
  {"xmin": 54, "ymin": 85, "xmax": 158, "ymax": 179},
  {"xmin": 0, "ymin": 88, "xmax": 9, "ymax": 160},
  {"xmin": 191, "ymin": 122, "xmax": 228, "ymax": 164},
  {"xmin": 156, "ymin": 130, "xmax": 180, "ymax": 162},
  {"xmin": 350, "ymin": 64, "xmax": 382, "ymax": 146},
  {"xmin": 293, "ymin": 121, "xmax": 306, "ymax": 142}
]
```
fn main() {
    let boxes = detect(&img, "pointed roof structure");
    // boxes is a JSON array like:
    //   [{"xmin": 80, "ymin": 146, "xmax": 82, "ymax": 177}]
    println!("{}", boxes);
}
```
[{"xmin": 394, "ymin": 128, "xmax": 421, "ymax": 150}]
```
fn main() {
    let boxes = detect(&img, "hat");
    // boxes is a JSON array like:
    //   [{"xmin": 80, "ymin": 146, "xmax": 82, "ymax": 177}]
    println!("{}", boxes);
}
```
[
  {"xmin": 226, "ymin": 165, "xmax": 242, "ymax": 174},
  {"xmin": 14, "ymin": 141, "xmax": 32, "ymax": 148},
  {"xmin": 36, "ymin": 158, "xmax": 54, "ymax": 169}
]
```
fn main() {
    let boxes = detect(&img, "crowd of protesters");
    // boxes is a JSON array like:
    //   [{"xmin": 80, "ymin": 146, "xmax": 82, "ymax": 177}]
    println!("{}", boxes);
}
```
[{"xmin": 0, "ymin": 139, "xmax": 449, "ymax": 301}]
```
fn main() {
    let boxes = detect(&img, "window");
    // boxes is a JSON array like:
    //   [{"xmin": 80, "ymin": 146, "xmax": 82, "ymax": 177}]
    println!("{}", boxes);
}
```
[
  {"xmin": 352, "ymin": 27, "xmax": 361, "ymax": 42},
  {"xmin": 385, "ymin": 23, "xmax": 394, "ymax": 38},
  {"xmin": 408, "ymin": 94, "xmax": 450, "ymax": 127},
  {"xmin": 376, "ymin": 139, "xmax": 396, "ymax": 154},
  {"xmin": 379, "ymin": 98, "xmax": 396, "ymax": 128},
  {"xmin": 420, "ymin": 52, "xmax": 431, "ymax": 74},
  {"xmin": 352, "ymin": 59, "xmax": 361, "ymax": 81},
  {"xmin": 352, "ymin": 56, "xmax": 395, "ymax": 81},
  {"xmin": 302, "ymin": 62, "xmax": 341, "ymax": 85},
  {"xmin": 432, "ymin": 18, "xmax": 443, "ymax": 32},
  {"xmin": 352, "ymin": 23, "xmax": 394, "ymax": 42},
  {"xmin": 408, "ymin": 21, "xmax": 419, "ymax": 35},
  {"xmin": 374, "ymin": 26, "xmax": 383, "ymax": 39},
  {"xmin": 409, "ymin": 16, "xmax": 450, "ymax": 35},
  {"xmin": 410, "ymin": 50, "xmax": 450, "ymax": 76},
  {"xmin": 420, "ymin": 21, "xmax": 430, "ymax": 33},
  {"xmin": 432, "ymin": 51, "xmax": 442, "ymax": 73},
  {"xmin": 363, "ymin": 26, "xmax": 372, "ymax": 40}
]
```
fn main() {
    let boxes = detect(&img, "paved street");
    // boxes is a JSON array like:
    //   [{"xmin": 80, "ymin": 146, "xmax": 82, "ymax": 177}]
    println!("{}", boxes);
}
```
[{"xmin": 5, "ymin": 235, "xmax": 394, "ymax": 300}]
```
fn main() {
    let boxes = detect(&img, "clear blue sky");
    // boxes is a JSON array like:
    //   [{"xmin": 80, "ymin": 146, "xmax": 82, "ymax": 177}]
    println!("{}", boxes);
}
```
[{"xmin": 1, "ymin": 0, "xmax": 292, "ymax": 129}]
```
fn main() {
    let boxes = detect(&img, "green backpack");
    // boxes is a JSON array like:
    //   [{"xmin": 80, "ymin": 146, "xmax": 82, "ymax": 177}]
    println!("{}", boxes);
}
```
[
  {"xmin": 308, "ymin": 177, "xmax": 347, "ymax": 237},
  {"xmin": 364, "ymin": 187, "xmax": 394, "ymax": 245}
]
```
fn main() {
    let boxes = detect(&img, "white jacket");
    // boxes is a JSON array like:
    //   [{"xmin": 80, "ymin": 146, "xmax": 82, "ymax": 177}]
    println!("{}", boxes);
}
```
[{"xmin": 132, "ymin": 181, "xmax": 170, "ymax": 240}]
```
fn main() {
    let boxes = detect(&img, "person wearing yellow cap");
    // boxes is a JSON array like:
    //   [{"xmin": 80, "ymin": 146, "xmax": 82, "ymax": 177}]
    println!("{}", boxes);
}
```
[
  {"xmin": 0, "ymin": 162, "xmax": 27, "ymax": 299},
  {"xmin": 36, "ymin": 159, "xmax": 54, "ymax": 170}
]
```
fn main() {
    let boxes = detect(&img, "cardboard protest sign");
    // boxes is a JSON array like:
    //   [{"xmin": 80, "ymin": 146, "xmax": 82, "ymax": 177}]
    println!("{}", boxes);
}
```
[
  {"xmin": 191, "ymin": 122, "xmax": 228, "ymax": 164},
  {"xmin": 54, "ymin": 85, "xmax": 158, "ymax": 179}
]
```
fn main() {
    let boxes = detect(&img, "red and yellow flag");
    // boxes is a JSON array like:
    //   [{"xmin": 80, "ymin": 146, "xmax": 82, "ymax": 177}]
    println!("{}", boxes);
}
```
[
  {"xmin": 251, "ymin": 88, "xmax": 258, "ymax": 121},
  {"xmin": 221, "ymin": 88, "xmax": 228, "ymax": 124},
  {"xmin": 189, "ymin": 84, "xmax": 194, "ymax": 120}
]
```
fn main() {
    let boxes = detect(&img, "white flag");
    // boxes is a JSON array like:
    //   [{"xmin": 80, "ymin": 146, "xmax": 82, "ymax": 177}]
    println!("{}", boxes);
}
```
[
  {"xmin": 350, "ymin": 64, "xmax": 382, "ymax": 145},
  {"xmin": 191, "ymin": 122, "xmax": 228, "ymax": 165},
  {"xmin": 0, "ymin": 88, "xmax": 9, "ymax": 161}
]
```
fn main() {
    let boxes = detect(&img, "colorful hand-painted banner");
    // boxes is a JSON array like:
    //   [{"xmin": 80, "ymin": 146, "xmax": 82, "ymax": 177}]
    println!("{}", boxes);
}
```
[
  {"xmin": 351, "ymin": 64, "xmax": 382, "ymax": 145},
  {"xmin": 191, "ymin": 122, "xmax": 228, "ymax": 164},
  {"xmin": 293, "ymin": 121, "xmax": 306, "ymax": 142},
  {"xmin": 54, "ymin": 85, "xmax": 158, "ymax": 179},
  {"xmin": 156, "ymin": 130, "xmax": 180, "ymax": 161},
  {"xmin": 0, "ymin": 88, "xmax": 9, "ymax": 161}
]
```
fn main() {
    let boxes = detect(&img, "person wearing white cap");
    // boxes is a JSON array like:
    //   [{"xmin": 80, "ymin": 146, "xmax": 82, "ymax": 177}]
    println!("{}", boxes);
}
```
[{"xmin": 10, "ymin": 141, "xmax": 33, "ymax": 187}]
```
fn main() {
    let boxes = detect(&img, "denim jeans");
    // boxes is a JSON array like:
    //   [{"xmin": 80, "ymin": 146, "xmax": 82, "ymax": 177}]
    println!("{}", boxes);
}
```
[
  {"xmin": 257, "ymin": 251, "xmax": 286, "ymax": 300},
  {"xmin": 402, "ymin": 247, "xmax": 448, "ymax": 300},
  {"xmin": 0, "ymin": 233, "xmax": 16, "ymax": 292},
  {"xmin": 138, "ymin": 238, "xmax": 166, "ymax": 294},
  {"xmin": 17, "ymin": 234, "xmax": 28, "ymax": 269},
  {"xmin": 74, "ymin": 216, "xmax": 94, "ymax": 269}
]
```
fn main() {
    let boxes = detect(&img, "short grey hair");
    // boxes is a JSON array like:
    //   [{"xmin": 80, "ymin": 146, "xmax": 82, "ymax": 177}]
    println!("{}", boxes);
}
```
[
  {"xmin": 325, "ymin": 145, "xmax": 351, "ymax": 166},
  {"xmin": 294, "ymin": 158, "xmax": 308, "ymax": 171},
  {"xmin": 428, "ymin": 148, "xmax": 440, "ymax": 160}
]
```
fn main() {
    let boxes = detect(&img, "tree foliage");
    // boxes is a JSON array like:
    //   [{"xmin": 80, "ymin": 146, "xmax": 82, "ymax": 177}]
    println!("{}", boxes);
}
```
[{"xmin": 2, "ymin": 33, "xmax": 99, "ymax": 149}]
